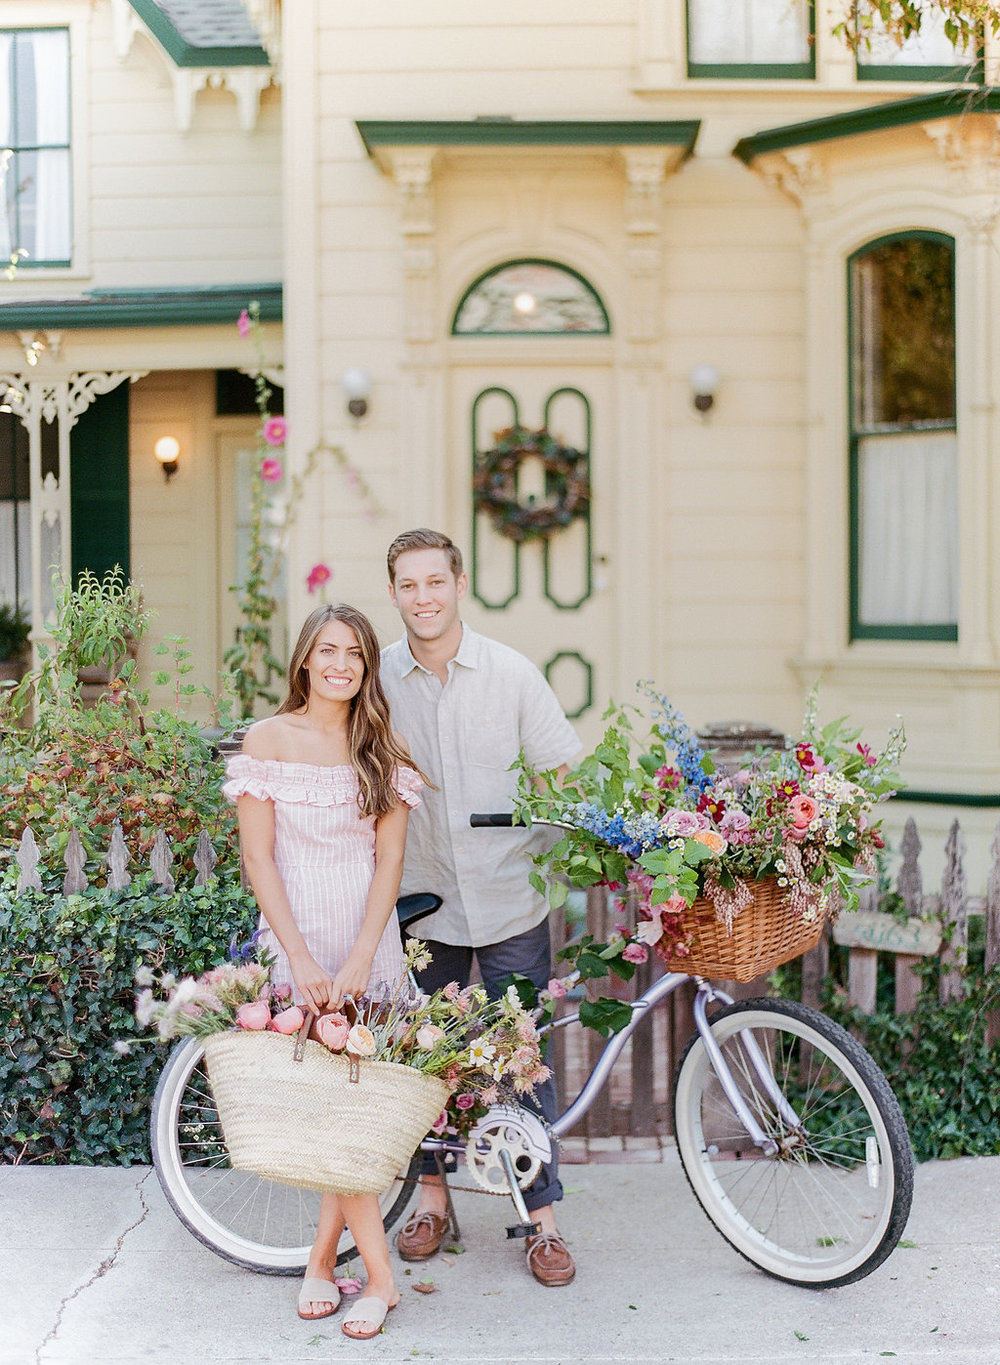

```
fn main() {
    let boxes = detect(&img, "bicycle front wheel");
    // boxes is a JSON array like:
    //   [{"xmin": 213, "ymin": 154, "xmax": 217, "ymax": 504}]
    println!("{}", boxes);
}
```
[
  {"xmin": 151, "ymin": 1037, "xmax": 420, "ymax": 1275},
  {"xmin": 673, "ymin": 998, "xmax": 913, "ymax": 1288}
]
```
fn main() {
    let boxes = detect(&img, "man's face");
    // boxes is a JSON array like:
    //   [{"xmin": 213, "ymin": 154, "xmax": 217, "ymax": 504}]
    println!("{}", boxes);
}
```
[{"xmin": 389, "ymin": 547, "xmax": 467, "ymax": 645}]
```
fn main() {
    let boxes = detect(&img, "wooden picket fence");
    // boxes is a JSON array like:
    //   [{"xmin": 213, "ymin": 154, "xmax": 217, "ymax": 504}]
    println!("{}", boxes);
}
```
[{"xmin": 9, "ymin": 814, "xmax": 1000, "ymax": 1141}]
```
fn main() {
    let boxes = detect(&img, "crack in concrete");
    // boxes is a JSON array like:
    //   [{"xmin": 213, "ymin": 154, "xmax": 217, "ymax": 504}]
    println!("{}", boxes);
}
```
[{"xmin": 33, "ymin": 1168, "xmax": 152, "ymax": 1365}]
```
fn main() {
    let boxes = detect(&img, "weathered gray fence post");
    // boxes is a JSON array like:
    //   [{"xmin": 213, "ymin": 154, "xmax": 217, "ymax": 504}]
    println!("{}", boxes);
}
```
[
  {"xmin": 15, "ymin": 826, "xmax": 41, "ymax": 892},
  {"xmin": 62, "ymin": 829, "xmax": 87, "ymax": 895},
  {"xmin": 986, "ymin": 821, "xmax": 1000, "ymax": 1049},
  {"xmin": 895, "ymin": 818, "xmax": 924, "ymax": 1014},
  {"xmin": 107, "ymin": 821, "xmax": 132, "ymax": 890},
  {"xmin": 150, "ymin": 830, "xmax": 176, "ymax": 894},
  {"xmin": 939, "ymin": 820, "xmax": 967, "ymax": 1004},
  {"xmin": 847, "ymin": 884, "xmax": 880, "ymax": 1014}
]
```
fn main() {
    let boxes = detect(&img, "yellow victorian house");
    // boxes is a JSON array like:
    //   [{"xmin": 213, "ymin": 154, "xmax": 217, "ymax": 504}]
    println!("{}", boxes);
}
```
[{"xmin": 2, "ymin": 1, "xmax": 999, "ymax": 881}]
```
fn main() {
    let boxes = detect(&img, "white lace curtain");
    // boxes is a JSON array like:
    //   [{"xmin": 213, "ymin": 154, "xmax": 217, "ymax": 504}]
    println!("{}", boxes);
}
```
[
  {"xmin": 687, "ymin": 0, "xmax": 811, "ymax": 65},
  {"xmin": 857, "ymin": 0, "xmax": 972, "ymax": 67},
  {"xmin": 0, "ymin": 29, "xmax": 71, "ymax": 264},
  {"xmin": 857, "ymin": 429, "xmax": 958, "ymax": 626}
]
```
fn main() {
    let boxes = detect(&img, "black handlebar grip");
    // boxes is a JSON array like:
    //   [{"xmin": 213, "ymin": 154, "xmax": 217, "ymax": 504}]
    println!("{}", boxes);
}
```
[{"xmin": 469, "ymin": 812, "xmax": 517, "ymax": 827}]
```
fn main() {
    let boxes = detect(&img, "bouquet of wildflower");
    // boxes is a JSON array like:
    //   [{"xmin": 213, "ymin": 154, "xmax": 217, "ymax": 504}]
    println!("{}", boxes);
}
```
[
  {"xmin": 136, "ymin": 938, "xmax": 549, "ymax": 1140},
  {"xmin": 515, "ymin": 683, "xmax": 904, "ymax": 971}
]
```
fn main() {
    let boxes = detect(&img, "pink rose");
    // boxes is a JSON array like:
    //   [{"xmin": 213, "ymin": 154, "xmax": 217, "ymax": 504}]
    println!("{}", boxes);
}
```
[
  {"xmin": 237, "ymin": 308, "xmax": 251, "ymax": 338},
  {"xmin": 317, "ymin": 1012, "xmax": 350, "ymax": 1052},
  {"xmin": 270, "ymin": 1005, "xmax": 306, "ymax": 1035},
  {"xmin": 271, "ymin": 983, "xmax": 292, "ymax": 1002},
  {"xmin": 235, "ymin": 1000, "xmax": 271, "ymax": 1031},
  {"xmin": 262, "ymin": 415, "xmax": 287, "ymax": 446},
  {"xmin": 455, "ymin": 1093, "xmax": 476, "ymax": 1111},
  {"xmin": 415, "ymin": 1023, "xmax": 445, "ymax": 1050},
  {"xmin": 346, "ymin": 1023, "xmax": 377, "ymax": 1057},
  {"xmin": 719, "ymin": 809, "xmax": 752, "ymax": 844},
  {"xmin": 659, "ymin": 809, "xmax": 702, "ymax": 838},
  {"xmin": 547, "ymin": 977, "xmax": 568, "ymax": 999},
  {"xmin": 622, "ymin": 942, "xmax": 648, "ymax": 964},
  {"xmin": 334, "ymin": 1277, "xmax": 363, "ymax": 1295},
  {"xmin": 260, "ymin": 457, "xmax": 283, "ymax": 482},
  {"xmin": 789, "ymin": 794, "xmax": 819, "ymax": 830},
  {"xmin": 431, "ymin": 1110, "xmax": 449, "ymax": 1134}
]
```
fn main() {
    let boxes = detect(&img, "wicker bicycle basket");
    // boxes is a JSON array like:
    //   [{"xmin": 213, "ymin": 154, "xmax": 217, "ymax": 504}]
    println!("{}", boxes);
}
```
[
  {"xmin": 202, "ymin": 1030, "xmax": 451, "ymax": 1196},
  {"xmin": 661, "ymin": 875, "xmax": 827, "ymax": 982}
]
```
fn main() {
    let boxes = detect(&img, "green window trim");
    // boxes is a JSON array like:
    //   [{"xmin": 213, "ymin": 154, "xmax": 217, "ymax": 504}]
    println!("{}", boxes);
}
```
[
  {"xmin": 685, "ymin": 0, "xmax": 815, "ymax": 81},
  {"xmin": 847, "ymin": 230, "xmax": 958, "ymax": 644},
  {"xmin": 470, "ymin": 387, "xmax": 521, "ymax": 611},
  {"xmin": 856, "ymin": 58, "xmax": 984, "ymax": 83},
  {"xmin": 451, "ymin": 258, "xmax": 610, "ymax": 337}
]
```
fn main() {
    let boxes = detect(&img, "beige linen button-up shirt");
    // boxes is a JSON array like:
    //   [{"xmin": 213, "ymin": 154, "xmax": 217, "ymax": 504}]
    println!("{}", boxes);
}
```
[{"xmin": 381, "ymin": 625, "xmax": 581, "ymax": 948}]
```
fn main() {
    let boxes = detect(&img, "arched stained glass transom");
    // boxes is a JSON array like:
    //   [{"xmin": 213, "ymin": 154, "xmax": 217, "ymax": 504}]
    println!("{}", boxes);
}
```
[{"xmin": 452, "ymin": 260, "xmax": 610, "ymax": 335}]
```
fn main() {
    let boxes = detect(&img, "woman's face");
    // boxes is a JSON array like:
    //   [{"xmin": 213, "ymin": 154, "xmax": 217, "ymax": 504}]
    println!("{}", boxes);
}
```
[{"xmin": 302, "ymin": 619, "xmax": 365, "ymax": 704}]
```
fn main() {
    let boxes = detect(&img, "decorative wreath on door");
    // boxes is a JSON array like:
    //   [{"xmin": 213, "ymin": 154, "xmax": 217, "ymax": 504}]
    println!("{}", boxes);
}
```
[{"xmin": 472, "ymin": 425, "xmax": 591, "ymax": 544}]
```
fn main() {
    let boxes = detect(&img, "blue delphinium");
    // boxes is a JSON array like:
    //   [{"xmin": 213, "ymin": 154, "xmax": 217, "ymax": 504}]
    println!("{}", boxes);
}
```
[{"xmin": 639, "ymin": 682, "xmax": 713, "ymax": 798}]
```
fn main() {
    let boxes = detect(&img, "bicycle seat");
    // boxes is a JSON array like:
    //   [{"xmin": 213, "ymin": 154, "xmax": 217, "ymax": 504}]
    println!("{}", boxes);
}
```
[{"xmin": 396, "ymin": 892, "xmax": 442, "ymax": 933}]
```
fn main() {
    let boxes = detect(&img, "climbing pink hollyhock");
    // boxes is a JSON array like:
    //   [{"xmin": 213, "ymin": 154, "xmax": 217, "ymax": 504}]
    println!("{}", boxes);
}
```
[
  {"xmin": 262, "ymin": 415, "xmax": 287, "ymax": 446},
  {"xmin": 237, "ymin": 308, "xmax": 251, "ymax": 338},
  {"xmin": 306, "ymin": 563, "xmax": 332, "ymax": 594},
  {"xmin": 260, "ymin": 457, "xmax": 283, "ymax": 482}
]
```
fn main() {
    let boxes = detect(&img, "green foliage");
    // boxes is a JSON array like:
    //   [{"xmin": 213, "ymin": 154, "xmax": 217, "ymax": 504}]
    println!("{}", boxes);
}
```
[
  {"xmin": 835, "ymin": 1, "xmax": 1000, "ymax": 52},
  {"xmin": 0, "ymin": 869, "xmax": 257, "ymax": 1164},
  {"xmin": 47, "ymin": 568, "xmax": 151, "ymax": 674},
  {"xmin": 824, "ymin": 959, "xmax": 1000, "ymax": 1162},
  {"xmin": 0, "ymin": 600, "xmax": 30, "ymax": 662},
  {"xmin": 0, "ymin": 576, "xmax": 238, "ymax": 873}
]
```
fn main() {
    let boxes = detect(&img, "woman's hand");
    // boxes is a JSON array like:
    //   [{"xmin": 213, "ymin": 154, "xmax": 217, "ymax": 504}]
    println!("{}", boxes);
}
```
[
  {"xmin": 329, "ymin": 953, "xmax": 373, "ymax": 1009},
  {"xmin": 288, "ymin": 952, "xmax": 337, "ymax": 1016}
]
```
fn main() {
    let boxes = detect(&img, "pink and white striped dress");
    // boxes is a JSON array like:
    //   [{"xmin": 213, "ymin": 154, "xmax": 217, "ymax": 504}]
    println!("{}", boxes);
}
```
[{"xmin": 222, "ymin": 756, "xmax": 423, "ymax": 1001}]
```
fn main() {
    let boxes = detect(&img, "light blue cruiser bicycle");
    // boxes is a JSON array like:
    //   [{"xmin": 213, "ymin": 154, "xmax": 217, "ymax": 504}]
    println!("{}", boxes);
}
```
[{"xmin": 151, "ymin": 814, "xmax": 914, "ymax": 1290}]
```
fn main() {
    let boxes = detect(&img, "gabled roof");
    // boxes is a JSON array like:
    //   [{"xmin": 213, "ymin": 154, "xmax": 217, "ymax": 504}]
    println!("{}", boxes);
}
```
[{"xmin": 127, "ymin": 0, "xmax": 270, "ymax": 68}]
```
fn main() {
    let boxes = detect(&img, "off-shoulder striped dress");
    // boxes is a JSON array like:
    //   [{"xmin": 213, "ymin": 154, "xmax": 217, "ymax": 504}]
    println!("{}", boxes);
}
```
[{"xmin": 222, "ymin": 756, "xmax": 423, "ymax": 1001}]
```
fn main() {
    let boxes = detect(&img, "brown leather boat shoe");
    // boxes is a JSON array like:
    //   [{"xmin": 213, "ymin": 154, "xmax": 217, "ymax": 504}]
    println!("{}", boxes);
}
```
[
  {"xmin": 395, "ymin": 1211, "xmax": 449, "ymax": 1262},
  {"xmin": 525, "ymin": 1231, "xmax": 576, "ymax": 1286}
]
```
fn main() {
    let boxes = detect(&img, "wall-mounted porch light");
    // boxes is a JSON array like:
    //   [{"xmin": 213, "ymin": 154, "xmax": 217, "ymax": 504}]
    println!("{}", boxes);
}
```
[
  {"xmin": 341, "ymin": 367, "xmax": 372, "ymax": 420},
  {"xmin": 154, "ymin": 435, "xmax": 181, "ymax": 482},
  {"xmin": 689, "ymin": 364, "xmax": 720, "ymax": 415}
]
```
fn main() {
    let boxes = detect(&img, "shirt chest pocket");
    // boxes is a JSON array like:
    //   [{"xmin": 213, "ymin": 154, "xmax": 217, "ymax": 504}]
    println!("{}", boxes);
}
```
[{"xmin": 461, "ymin": 716, "xmax": 519, "ymax": 770}]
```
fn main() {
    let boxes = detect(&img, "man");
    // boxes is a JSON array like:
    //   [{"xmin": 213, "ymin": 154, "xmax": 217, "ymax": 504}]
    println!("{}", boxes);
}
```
[{"xmin": 380, "ymin": 528, "xmax": 581, "ymax": 1287}]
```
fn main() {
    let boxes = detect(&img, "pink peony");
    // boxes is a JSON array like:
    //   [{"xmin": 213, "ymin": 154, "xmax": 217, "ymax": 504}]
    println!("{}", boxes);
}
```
[
  {"xmin": 262, "ymin": 415, "xmax": 287, "ymax": 446},
  {"xmin": 260, "ymin": 457, "xmax": 283, "ymax": 482},
  {"xmin": 547, "ymin": 977, "xmax": 568, "ymax": 999},
  {"xmin": 306, "ymin": 563, "xmax": 332, "ymax": 594},
  {"xmin": 622, "ymin": 942, "xmax": 648, "ymax": 964},
  {"xmin": 455, "ymin": 1093, "xmax": 476, "ymax": 1111},
  {"xmin": 237, "ymin": 308, "xmax": 251, "ymax": 338},
  {"xmin": 317, "ymin": 1012, "xmax": 350, "ymax": 1051},
  {"xmin": 270, "ymin": 1005, "xmax": 306, "ymax": 1035},
  {"xmin": 235, "ymin": 1000, "xmax": 271, "ymax": 1031}
]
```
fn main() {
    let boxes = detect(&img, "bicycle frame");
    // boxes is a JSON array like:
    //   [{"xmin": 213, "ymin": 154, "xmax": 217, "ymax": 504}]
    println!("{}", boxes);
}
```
[{"xmin": 420, "ymin": 970, "xmax": 798, "ymax": 1169}]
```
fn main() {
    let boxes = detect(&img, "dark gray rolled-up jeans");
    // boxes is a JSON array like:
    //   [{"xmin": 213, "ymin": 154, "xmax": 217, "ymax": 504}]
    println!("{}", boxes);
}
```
[{"xmin": 407, "ymin": 918, "xmax": 562, "ymax": 1212}]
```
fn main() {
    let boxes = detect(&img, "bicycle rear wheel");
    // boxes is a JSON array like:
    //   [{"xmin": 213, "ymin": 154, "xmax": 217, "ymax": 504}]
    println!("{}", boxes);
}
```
[
  {"xmin": 673, "ymin": 997, "xmax": 913, "ymax": 1288},
  {"xmin": 151, "ymin": 1037, "xmax": 419, "ymax": 1275}
]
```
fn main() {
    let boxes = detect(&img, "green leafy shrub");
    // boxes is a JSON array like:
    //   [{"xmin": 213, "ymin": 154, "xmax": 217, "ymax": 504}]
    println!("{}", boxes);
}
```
[
  {"xmin": 823, "ymin": 953, "xmax": 1000, "ymax": 1162},
  {"xmin": 0, "ymin": 868, "xmax": 257, "ymax": 1164}
]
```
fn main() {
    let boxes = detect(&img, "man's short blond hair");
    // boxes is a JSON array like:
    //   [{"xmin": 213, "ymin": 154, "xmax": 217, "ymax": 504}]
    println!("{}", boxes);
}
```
[{"xmin": 387, "ymin": 529, "xmax": 464, "ymax": 582}]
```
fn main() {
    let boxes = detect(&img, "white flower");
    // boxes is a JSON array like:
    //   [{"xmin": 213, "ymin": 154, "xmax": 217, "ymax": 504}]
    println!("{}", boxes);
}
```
[
  {"xmin": 505, "ymin": 984, "xmax": 521, "ymax": 1008},
  {"xmin": 468, "ymin": 1037, "xmax": 496, "ymax": 1066},
  {"xmin": 158, "ymin": 972, "xmax": 177, "ymax": 991},
  {"xmin": 113, "ymin": 1040, "xmax": 131, "ymax": 1057},
  {"xmin": 634, "ymin": 917, "xmax": 664, "ymax": 947},
  {"xmin": 134, "ymin": 965, "xmax": 154, "ymax": 988},
  {"xmin": 135, "ymin": 990, "xmax": 156, "ymax": 1027},
  {"xmin": 491, "ymin": 1059, "xmax": 506, "ymax": 1081},
  {"xmin": 171, "ymin": 977, "xmax": 199, "ymax": 1008}
]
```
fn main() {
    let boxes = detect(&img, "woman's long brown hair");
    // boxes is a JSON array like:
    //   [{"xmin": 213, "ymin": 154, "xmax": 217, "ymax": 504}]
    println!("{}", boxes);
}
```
[{"xmin": 277, "ymin": 603, "xmax": 428, "ymax": 819}]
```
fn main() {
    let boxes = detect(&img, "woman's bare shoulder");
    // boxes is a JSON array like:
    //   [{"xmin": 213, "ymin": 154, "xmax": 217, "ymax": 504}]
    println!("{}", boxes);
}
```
[{"xmin": 241, "ymin": 715, "xmax": 297, "ymax": 759}]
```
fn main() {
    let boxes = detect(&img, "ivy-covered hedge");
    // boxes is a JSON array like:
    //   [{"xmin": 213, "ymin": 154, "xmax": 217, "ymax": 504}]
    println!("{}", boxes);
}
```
[{"xmin": 0, "ymin": 869, "xmax": 256, "ymax": 1164}]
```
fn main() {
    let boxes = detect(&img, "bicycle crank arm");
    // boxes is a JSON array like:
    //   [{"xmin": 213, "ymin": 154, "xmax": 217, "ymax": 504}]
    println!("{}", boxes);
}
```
[{"xmin": 499, "ymin": 1148, "xmax": 541, "ymax": 1239}]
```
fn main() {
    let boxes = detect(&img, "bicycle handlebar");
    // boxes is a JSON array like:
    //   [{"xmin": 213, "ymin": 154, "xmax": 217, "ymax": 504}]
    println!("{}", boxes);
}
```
[{"xmin": 469, "ymin": 812, "xmax": 520, "ymax": 827}]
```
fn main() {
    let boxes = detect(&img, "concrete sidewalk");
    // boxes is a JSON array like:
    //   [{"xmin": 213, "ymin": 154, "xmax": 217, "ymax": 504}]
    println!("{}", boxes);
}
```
[{"xmin": 2, "ymin": 1155, "xmax": 998, "ymax": 1365}]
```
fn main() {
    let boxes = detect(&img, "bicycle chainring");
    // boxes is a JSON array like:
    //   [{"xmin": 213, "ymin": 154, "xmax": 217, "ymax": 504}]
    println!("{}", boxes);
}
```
[{"xmin": 465, "ymin": 1122, "xmax": 543, "ymax": 1194}]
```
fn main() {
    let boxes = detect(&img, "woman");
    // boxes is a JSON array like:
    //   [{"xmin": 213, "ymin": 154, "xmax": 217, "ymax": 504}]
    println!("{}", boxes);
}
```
[{"xmin": 223, "ymin": 603, "xmax": 426, "ymax": 1341}]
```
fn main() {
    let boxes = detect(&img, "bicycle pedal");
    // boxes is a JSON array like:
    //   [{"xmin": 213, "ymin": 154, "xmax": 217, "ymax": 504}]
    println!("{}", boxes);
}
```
[{"xmin": 506, "ymin": 1221, "xmax": 542, "ymax": 1240}]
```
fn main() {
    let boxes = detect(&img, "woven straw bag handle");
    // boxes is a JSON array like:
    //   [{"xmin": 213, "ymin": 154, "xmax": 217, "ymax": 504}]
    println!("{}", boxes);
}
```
[
  {"xmin": 292, "ymin": 1006, "xmax": 363, "ymax": 1082},
  {"xmin": 292, "ymin": 1011, "xmax": 316, "ymax": 1063}
]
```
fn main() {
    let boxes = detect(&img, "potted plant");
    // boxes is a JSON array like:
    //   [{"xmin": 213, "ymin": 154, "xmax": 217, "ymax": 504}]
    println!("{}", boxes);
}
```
[{"xmin": 0, "ymin": 601, "xmax": 30, "ymax": 683}]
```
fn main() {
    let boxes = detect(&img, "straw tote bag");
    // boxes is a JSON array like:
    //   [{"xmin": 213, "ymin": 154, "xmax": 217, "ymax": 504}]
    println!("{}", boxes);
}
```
[{"xmin": 202, "ymin": 1017, "xmax": 451, "ymax": 1196}]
